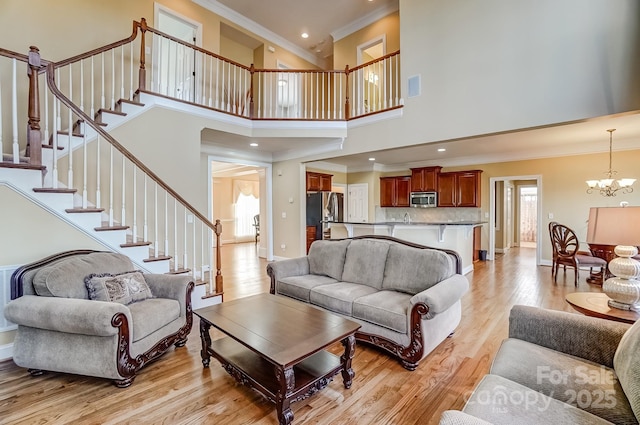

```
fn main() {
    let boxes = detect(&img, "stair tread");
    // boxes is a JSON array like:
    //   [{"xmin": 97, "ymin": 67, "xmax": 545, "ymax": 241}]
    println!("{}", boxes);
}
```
[
  {"xmin": 117, "ymin": 98, "xmax": 145, "ymax": 107},
  {"xmin": 97, "ymin": 108, "xmax": 127, "ymax": 117},
  {"xmin": 167, "ymin": 268, "xmax": 191, "ymax": 275},
  {"xmin": 65, "ymin": 207, "xmax": 104, "ymax": 213},
  {"xmin": 94, "ymin": 225, "xmax": 129, "ymax": 231},
  {"xmin": 144, "ymin": 255, "xmax": 172, "ymax": 262},
  {"xmin": 120, "ymin": 241, "xmax": 152, "ymax": 248},
  {"xmin": 42, "ymin": 144, "xmax": 65, "ymax": 150},
  {"xmin": 33, "ymin": 188, "xmax": 77, "ymax": 193},
  {"xmin": 0, "ymin": 162, "xmax": 45, "ymax": 171},
  {"xmin": 202, "ymin": 291, "xmax": 224, "ymax": 299},
  {"xmin": 56, "ymin": 130, "xmax": 84, "ymax": 137}
]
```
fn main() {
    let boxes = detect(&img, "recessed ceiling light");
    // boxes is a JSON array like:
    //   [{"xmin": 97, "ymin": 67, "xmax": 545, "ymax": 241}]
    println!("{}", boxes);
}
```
[
  {"xmin": 437, "ymin": 148, "xmax": 446, "ymax": 152},
  {"xmin": 368, "ymin": 157, "xmax": 375, "ymax": 161},
  {"xmin": 250, "ymin": 143, "xmax": 258, "ymax": 147},
  {"xmin": 301, "ymin": 33, "xmax": 309, "ymax": 39}
]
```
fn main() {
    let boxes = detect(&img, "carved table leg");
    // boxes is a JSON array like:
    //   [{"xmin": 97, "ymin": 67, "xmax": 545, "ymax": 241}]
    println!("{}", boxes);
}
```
[
  {"xmin": 340, "ymin": 335, "xmax": 356, "ymax": 389},
  {"xmin": 275, "ymin": 366, "xmax": 295, "ymax": 425},
  {"xmin": 199, "ymin": 319, "xmax": 212, "ymax": 368}
]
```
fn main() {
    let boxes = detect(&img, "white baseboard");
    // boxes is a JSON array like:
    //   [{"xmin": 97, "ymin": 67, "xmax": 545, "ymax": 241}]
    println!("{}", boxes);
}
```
[
  {"xmin": 462, "ymin": 264, "xmax": 474, "ymax": 275},
  {"xmin": 0, "ymin": 343, "xmax": 13, "ymax": 361}
]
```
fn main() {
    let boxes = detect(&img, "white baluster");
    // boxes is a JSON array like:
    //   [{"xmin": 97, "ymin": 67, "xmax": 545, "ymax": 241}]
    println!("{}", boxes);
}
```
[
  {"xmin": 192, "ymin": 215, "xmax": 196, "ymax": 279},
  {"xmin": 183, "ymin": 206, "xmax": 188, "ymax": 273},
  {"xmin": 143, "ymin": 175, "xmax": 148, "ymax": 242},
  {"xmin": 67, "ymin": 106, "xmax": 73, "ymax": 188},
  {"xmin": 80, "ymin": 60, "xmax": 84, "ymax": 114},
  {"xmin": 108, "ymin": 145, "xmax": 114, "ymax": 225},
  {"xmin": 132, "ymin": 167, "xmax": 137, "ymax": 241},
  {"xmin": 201, "ymin": 223, "xmax": 205, "ymax": 283},
  {"xmin": 90, "ymin": 56, "xmax": 95, "ymax": 118},
  {"xmin": 174, "ymin": 199, "xmax": 178, "ymax": 271},
  {"xmin": 101, "ymin": 52, "xmax": 105, "ymax": 109},
  {"xmin": 383, "ymin": 58, "xmax": 388, "ymax": 110},
  {"xmin": 120, "ymin": 45, "xmax": 125, "ymax": 102},
  {"xmin": 215, "ymin": 58, "xmax": 219, "ymax": 109},
  {"xmin": 208, "ymin": 55, "xmax": 213, "ymax": 107},
  {"xmin": 43, "ymin": 80, "xmax": 49, "ymax": 142},
  {"xmin": 395, "ymin": 54, "xmax": 399, "ymax": 106},
  {"xmin": 154, "ymin": 184, "xmax": 159, "ymax": 257},
  {"xmin": 111, "ymin": 49, "xmax": 115, "ymax": 109},
  {"xmin": 130, "ymin": 42, "xmax": 134, "ymax": 100},
  {"xmin": 12, "ymin": 59, "xmax": 18, "ymax": 163},
  {"xmin": 82, "ymin": 124, "xmax": 87, "ymax": 208},
  {"xmin": 121, "ymin": 156, "xmax": 126, "ymax": 226},
  {"xmin": 95, "ymin": 136, "xmax": 101, "ymax": 208},
  {"xmin": 52, "ymin": 99, "xmax": 58, "ymax": 188},
  {"xmin": 164, "ymin": 191, "xmax": 169, "ymax": 257}
]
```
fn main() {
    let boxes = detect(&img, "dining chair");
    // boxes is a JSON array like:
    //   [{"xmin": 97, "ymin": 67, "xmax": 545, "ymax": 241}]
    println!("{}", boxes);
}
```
[{"xmin": 550, "ymin": 223, "xmax": 607, "ymax": 285}]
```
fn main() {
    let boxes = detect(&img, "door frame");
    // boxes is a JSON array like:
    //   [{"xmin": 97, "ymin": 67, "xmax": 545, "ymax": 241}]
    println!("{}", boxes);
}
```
[{"xmin": 489, "ymin": 175, "xmax": 542, "ymax": 265}]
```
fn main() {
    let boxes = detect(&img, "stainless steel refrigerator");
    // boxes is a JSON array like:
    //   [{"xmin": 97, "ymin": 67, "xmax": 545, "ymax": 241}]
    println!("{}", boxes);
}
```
[{"xmin": 306, "ymin": 192, "xmax": 344, "ymax": 240}]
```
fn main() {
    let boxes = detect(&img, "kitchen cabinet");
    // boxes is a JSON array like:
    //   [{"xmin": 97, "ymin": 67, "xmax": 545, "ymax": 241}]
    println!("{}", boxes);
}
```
[
  {"xmin": 380, "ymin": 176, "xmax": 411, "ymax": 207},
  {"xmin": 306, "ymin": 172, "xmax": 332, "ymax": 192},
  {"xmin": 306, "ymin": 225, "xmax": 317, "ymax": 253},
  {"xmin": 473, "ymin": 226, "xmax": 481, "ymax": 262},
  {"xmin": 410, "ymin": 166, "xmax": 441, "ymax": 192},
  {"xmin": 437, "ymin": 170, "xmax": 482, "ymax": 207}
]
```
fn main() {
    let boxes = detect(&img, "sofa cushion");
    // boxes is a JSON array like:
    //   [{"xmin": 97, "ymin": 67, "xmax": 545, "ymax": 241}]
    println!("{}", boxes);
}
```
[
  {"xmin": 492, "ymin": 338, "xmax": 636, "ymax": 424},
  {"xmin": 308, "ymin": 239, "xmax": 350, "ymax": 280},
  {"xmin": 277, "ymin": 275, "xmax": 338, "ymax": 302},
  {"xmin": 463, "ymin": 374, "xmax": 613, "ymax": 425},
  {"xmin": 128, "ymin": 298, "xmax": 180, "ymax": 342},
  {"xmin": 341, "ymin": 239, "xmax": 390, "ymax": 289},
  {"xmin": 85, "ymin": 271, "xmax": 153, "ymax": 305},
  {"xmin": 32, "ymin": 252, "xmax": 134, "ymax": 299},
  {"xmin": 382, "ymin": 244, "xmax": 455, "ymax": 294},
  {"xmin": 353, "ymin": 290, "xmax": 410, "ymax": 333},
  {"xmin": 310, "ymin": 282, "xmax": 378, "ymax": 316},
  {"xmin": 614, "ymin": 319, "xmax": 640, "ymax": 420}
]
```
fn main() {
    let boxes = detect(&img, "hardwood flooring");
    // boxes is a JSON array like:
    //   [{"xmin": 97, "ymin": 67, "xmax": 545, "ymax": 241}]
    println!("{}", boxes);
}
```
[{"xmin": 0, "ymin": 244, "xmax": 604, "ymax": 424}]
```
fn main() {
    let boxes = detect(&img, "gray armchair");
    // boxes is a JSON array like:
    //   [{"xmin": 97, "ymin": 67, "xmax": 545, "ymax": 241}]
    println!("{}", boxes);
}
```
[
  {"xmin": 4, "ymin": 250, "xmax": 194, "ymax": 387},
  {"xmin": 440, "ymin": 305, "xmax": 639, "ymax": 424}
]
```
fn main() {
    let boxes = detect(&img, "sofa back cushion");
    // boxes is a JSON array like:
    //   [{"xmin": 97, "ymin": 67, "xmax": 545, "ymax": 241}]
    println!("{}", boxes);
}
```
[
  {"xmin": 308, "ymin": 239, "xmax": 350, "ymax": 280},
  {"xmin": 382, "ymin": 244, "xmax": 455, "ymax": 294},
  {"xmin": 614, "ymin": 319, "xmax": 640, "ymax": 419},
  {"xmin": 33, "ymin": 252, "xmax": 134, "ymax": 299},
  {"xmin": 341, "ymin": 239, "xmax": 390, "ymax": 289}
]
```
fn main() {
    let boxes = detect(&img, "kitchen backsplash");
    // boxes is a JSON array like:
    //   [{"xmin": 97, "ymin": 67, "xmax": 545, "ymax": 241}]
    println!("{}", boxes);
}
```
[{"xmin": 376, "ymin": 207, "xmax": 483, "ymax": 223}]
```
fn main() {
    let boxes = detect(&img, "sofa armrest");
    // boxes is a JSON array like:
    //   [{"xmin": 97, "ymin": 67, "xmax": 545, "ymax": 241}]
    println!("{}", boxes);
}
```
[
  {"xmin": 410, "ymin": 274, "xmax": 469, "ymax": 319},
  {"xmin": 144, "ymin": 274, "xmax": 193, "ymax": 317},
  {"xmin": 266, "ymin": 257, "xmax": 310, "ymax": 293},
  {"xmin": 439, "ymin": 411, "xmax": 493, "ymax": 425},
  {"xmin": 4, "ymin": 295, "xmax": 130, "ymax": 337},
  {"xmin": 509, "ymin": 305, "xmax": 630, "ymax": 367}
]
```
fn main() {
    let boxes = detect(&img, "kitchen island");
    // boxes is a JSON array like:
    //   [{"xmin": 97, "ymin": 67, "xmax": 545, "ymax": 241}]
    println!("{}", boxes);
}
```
[{"xmin": 327, "ymin": 221, "xmax": 486, "ymax": 274}]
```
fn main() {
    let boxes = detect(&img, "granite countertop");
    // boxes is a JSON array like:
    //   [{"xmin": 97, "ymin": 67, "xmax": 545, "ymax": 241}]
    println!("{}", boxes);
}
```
[{"xmin": 327, "ymin": 221, "xmax": 487, "ymax": 226}]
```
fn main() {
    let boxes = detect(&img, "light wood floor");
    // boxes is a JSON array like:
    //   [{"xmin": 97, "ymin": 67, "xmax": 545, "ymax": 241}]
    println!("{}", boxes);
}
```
[{"xmin": 0, "ymin": 244, "xmax": 604, "ymax": 424}]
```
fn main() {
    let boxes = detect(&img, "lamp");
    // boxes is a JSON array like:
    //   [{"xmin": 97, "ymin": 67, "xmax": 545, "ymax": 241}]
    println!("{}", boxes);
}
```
[
  {"xmin": 586, "ymin": 129, "xmax": 635, "ymax": 197},
  {"xmin": 587, "ymin": 207, "xmax": 640, "ymax": 310}
]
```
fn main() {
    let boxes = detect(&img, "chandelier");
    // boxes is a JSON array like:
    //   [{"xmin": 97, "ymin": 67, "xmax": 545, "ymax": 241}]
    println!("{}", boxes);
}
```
[{"xmin": 586, "ymin": 129, "xmax": 635, "ymax": 197}]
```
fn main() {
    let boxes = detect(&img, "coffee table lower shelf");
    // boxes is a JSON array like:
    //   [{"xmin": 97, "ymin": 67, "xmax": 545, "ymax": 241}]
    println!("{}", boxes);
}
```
[{"xmin": 209, "ymin": 336, "xmax": 343, "ymax": 407}]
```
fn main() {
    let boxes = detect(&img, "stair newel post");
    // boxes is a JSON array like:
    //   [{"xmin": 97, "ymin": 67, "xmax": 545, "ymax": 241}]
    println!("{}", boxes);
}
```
[
  {"xmin": 214, "ymin": 219, "xmax": 223, "ymax": 298},
  {"xmin": 344, "ymin": 65, "xmax": 350, "ymax": 120},
  {"xmin": 138, "ymin": 18, "xmax": 148, "ymax": 91},
  {"xmin": 249, "ymin": 64, "xmax": 255, "ymax": 119},
  {"xmin": 26, "ymin": 46, "xmax": 42, "ymax": 166}
]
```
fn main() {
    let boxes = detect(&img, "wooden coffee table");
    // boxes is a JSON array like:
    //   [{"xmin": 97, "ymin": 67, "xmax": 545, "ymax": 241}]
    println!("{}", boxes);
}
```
[
  {"xmin": 194, "ymin": 294, "xmax": 361, "ymax": 425},
  {"xmin": 566, "ymin": 292, "xmax": 640, "ymax": 324}
]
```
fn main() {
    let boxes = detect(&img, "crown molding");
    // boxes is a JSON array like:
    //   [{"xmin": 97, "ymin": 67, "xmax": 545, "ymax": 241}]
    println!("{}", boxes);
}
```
[
  {"xmin": 331, "ymin": 3, "xmax": 399, "ymax": 42},
  {"xmin": 192, "ymin": 0, "xmax": 323, "ymax": 67}
]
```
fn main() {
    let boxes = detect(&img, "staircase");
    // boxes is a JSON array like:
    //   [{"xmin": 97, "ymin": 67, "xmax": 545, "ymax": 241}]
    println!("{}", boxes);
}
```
[{"xmin": 1, "ymin": 43, "xmax": 223, "ymax": 309}]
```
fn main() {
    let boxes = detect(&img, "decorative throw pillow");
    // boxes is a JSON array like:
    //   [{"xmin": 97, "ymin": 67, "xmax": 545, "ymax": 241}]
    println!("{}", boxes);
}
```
[{"xmin": 85, "ymin": 271, "xmax": 153, "ymax": 305}]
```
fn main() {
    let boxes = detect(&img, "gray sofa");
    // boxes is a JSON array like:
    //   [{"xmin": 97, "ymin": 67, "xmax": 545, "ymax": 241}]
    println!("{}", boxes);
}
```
[
  {"xmin": 267, "ymin": 235, "xmax": 469, "ymax": 370},
  {"xmin": 440, "ymin": 305, "xmax": 640, "ymax": 425},
  {"xmin": 4, "ymin": 250, "xmax": 194, "ymax": 387}
]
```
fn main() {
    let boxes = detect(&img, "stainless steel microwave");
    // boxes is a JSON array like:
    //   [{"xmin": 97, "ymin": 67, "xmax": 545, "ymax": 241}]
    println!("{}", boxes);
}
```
[{"xmin": 410, "ymin": 192, "xmax": 437, "ymax": 208}]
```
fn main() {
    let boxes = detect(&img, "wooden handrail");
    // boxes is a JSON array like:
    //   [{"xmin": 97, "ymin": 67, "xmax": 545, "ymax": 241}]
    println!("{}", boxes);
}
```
[
  {"xmin": 44, "ymin": 62, "xmax": 218, "ymax": 232},
  {"xmin": 349, "ymin": 50, "xmax": 400, "ymax": 73}
]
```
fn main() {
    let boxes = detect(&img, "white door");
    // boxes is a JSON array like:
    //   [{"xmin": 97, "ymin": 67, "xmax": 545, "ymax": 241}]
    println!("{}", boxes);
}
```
[
  {"xmin": 155, "ymin": 6, "xmax": 201, "ymax": 102},
  {"xmin": 347, "ymin": 184, "xmax": 368, "ymax": 222}
]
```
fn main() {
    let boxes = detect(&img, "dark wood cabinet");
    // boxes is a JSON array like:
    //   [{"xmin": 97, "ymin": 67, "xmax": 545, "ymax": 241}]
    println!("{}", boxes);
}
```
[
  {"xmin": 410, "ymin": 166, "xmax": 441, "ymax": 192},
  {"xmin": 306, "ymin": 172, "xmax": 332, "ymax": 192},
  {"xmin": 380, "ymin": 176, "xmax": 411, "ymax": 207},
  {"xmin": 306, "ymin": 226, "xmax": 317, "ymax": 253},
  {"xmin": 437, "ymin": 170, "xmax": 482, "ymax": 207}
]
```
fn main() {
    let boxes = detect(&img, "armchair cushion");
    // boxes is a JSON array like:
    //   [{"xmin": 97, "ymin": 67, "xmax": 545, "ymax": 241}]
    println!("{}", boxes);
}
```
[
  {"xmin": 491, "ymin": 338, "xmax": 635, "ymax": 424},
  {"xmin": 85, "ymin": 271, "xmax": 153, "ymax": 305},
  {"xmin": 32, "ymin": 252, "xmax": 133, "ymax": 299},
  {"xmin": 129, "ymin": 298, "xmax": 180, "ymax": 342}
]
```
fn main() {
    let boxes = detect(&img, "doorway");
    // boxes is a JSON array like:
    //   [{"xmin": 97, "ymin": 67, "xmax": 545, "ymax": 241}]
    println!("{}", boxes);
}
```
[
  {"xmin": 154, "ymin": 4, "xmax": 202, "ymax": 101},
  {"xmin": 489, "ymin": 175, "xmax": 542, "ymax": 264},
  {"xmin": 517, "ymin": 186, "xmax": 538, "ymax": 248}
]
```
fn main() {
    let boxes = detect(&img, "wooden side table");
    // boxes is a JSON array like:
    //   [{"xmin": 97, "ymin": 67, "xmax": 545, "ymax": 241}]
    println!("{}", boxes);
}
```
[{"xmin": 566, "ymin": 292, "xmax": 639, "ymax": 324}]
